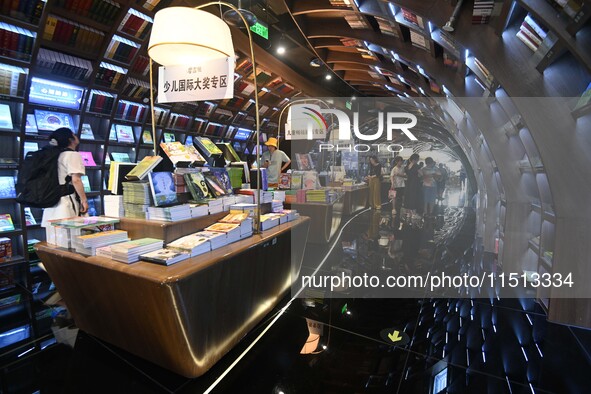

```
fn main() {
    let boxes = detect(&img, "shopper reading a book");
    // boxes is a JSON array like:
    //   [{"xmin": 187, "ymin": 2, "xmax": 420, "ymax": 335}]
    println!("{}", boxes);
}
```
[
  {"xmin": 41, "ymin": 128, "xmax": 88, "ymax": 227},
  {"xmin": 260, "ymin": 137, "xmax": 291, "ymax": 187}
]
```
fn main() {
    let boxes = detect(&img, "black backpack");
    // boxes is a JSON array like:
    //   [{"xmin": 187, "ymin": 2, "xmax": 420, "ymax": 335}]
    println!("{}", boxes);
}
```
[{"xmin": 16, "ymin": 146, "xmax": 75, "ymax": 208}]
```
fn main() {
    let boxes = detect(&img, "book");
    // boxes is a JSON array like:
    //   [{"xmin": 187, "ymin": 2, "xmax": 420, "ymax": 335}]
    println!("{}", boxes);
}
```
[
  {"xmin": 81, "ymin": 175, "xmax": 92, "ymax": 192},
  {"xmin": 140, "ymin": 248, "xmax": 190, "ymax": 265},
  {"xmin": 25, "ymin": 114, "xmax": 37, "ymax": 134},
  {"xmin": 142, "ymin": 130, "xmax": 154, "ymax": 144},
  {"xmin": 109, "ymin": 238, "xmax": 164, "ymax": 264},
  {"xmin": 80, "ymin": 123, "xmax": 94, "ymax": 140},
  {"xmin": 163, "ymin": 132, "xmax": 175, "ymax": 142},
  {"xmin": 108, "ymin": 162, "xmax": 136, "ymax": 195},
  {"xmin": 110, "ymin": 152, "xmax": 132, "ymax": 163},
  {"xmin": 208, "ymin": 168, "xmax": 233, "ymax": 194},
  {"xmin": 194, "ymin": 136, "xmax": 223, "ymax": 158},
  {"xmin": 0, "ymin": 237, "xmax": 12, "ymax": 262},
  {"xmin": 24, "ymin": 207, "xmax": 36, "ymax": 226},
  {"xmin": 0, "ymin": 214, "xmax": 15, "ymax": 231},
  {"xmin": 203, "ymin": 172, "xmax": 227, "ymax": 197},
  {"xmin": 79, "ymin": 151, "xmax": 97, "ymax": 166},
  {"xmin": 125, "ymin": 156, "xmax": 163, "ymax": 181},
  {"xmin": 295, "ymin": 153, "xmax": 313, "ymax": 171},
  {"xmin": 113, "ymin": 124, "xmax": 135, "ymax": 144},
  {"xmin": 184, "ymin": 172, "xmax": 212, "ymax": 201},
  {"xmin": 167, "ymin": 234, "xmax": 212, "ymax": 256},
  {"xmin": 160, "ymin": 142, "xmax": 205, "ymax": 167},
  {"xmin": 216, "ymin": 142, "xmax": 241, "ymax": 162},
  {"xmin": 0, "ymin": 176, "xmax": 16, "ymax": 198},
  {"xmin": 148, "ymin": 172, "xmax": 178, "ymax": 206}
]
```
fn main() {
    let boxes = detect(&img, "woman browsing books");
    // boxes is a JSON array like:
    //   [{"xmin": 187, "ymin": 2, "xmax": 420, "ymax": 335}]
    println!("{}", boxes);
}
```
[{"xmin": 41, "ymin": 128, "xmax": 89, "ymax": 227}]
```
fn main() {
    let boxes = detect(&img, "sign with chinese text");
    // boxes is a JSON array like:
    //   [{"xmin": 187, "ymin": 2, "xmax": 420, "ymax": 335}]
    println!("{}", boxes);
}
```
[{"xmin": 157, "ymin": 57, "xmax": 234, "ymax": 103}]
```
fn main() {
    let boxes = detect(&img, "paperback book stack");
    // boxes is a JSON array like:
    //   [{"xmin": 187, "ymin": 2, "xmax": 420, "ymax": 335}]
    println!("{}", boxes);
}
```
[
  {"xmin": 189, "ymin": 203, "xmax": 209, "ymax": 218},
  {"xmin": 167, "ymin": 233, "xmax": 212, "ymax": 257},
  {"xmin": 516, "ymin": 14, "xmax": 547, "ymax": 52},
  {"xmin": 306, "ymin": 190, "xmax": 328, "ymax": 203},
  {"xmin": 272, "ymin": 200, "xmax": 284, "ymax": 213},
  {"xmin": 238, "ymin": 189, "xmax": 272, "ymax": 204},
  {"xmin": 219, "ymin": 211, "xmax": 253, "ymax": 239},
  {"xmin": 207, "ymin": 198, "xmax": 224, "ymax": 215},
  {"xmin": 272, "ymin": 190, "xmax": 286, "ymax": 202},
  {"xmin": 192, "ymin": 230, "xmax": 227, "ymax": 250},
  {"xmin": 122, "ymin": 181, "xmax": 151, "ymax": 219},
  {"xmin": 236, "ymin": 193, "xmax": 254, "ymax": 204},
  {"xmin": 204, "ymin": 222, "xmax": 241, "ymax": 244},
  {"xmin": 104, "ymin": 195, "xmax": 124, "ymax": 217},
  {"xmin": 279, "ymin": 209, "xmax": 299, "ymax": 222},
  {"xmin": 285, "ymin": 191, "xmax": 297, "ymax": 204},
  {"xmin": 139, "ymin": 248, "xmax": 190, "ymax": 266},
  {"xmin": 48, "ymin": 216, "xmax": 120, "ymax": 249},
  {"xmin": 259, "ymin": 214, "xmax": 280, "ymax": 231},
  {"xmin": 74, "ymin": 230, "xmax": 129, "ymax": 256},
  {"xmin": 229, "ymin": 203, "xmax": 257, "ymax": 216},
  {"xmin": 147, "ymin": 204, "xmax": 191, "ymax": 221},
  {"xmin": 108, "ymin": 238, "xmax": 164, "ymax": 264}
]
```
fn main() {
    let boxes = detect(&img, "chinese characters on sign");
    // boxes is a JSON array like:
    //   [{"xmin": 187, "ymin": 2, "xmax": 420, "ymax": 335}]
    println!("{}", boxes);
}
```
[{"xmin": 157, "ymin": 57, "xmax": 234, "ymax": 103}]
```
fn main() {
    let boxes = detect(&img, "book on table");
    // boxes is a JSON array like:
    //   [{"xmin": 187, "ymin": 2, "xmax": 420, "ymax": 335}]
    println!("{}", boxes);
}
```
[
  {"xmin": 160, "ymin": 142, "xmax": 205, "ymax": 167},
  {"xmin": 140, "ymin": 248, "xmax": 191, "ymax": 265},
  {"xmin": 184, "ymin": 172, "xmax": 212, "ymax": 202},
  {"xmin": 167, "ymin": 234, "xmax": 212, "ymax": 256},
  {"xmin": 148, "ymin": 172, "xmax": 178, "ymax": 206},
  {"xmin": 125, "ymin": 156, "xmax": 163, "ymax": 181}
]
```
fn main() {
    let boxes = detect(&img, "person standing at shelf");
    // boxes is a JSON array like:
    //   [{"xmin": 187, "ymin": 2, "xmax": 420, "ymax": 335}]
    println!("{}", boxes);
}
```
[
  {"xmin": 419, "ymin": 157, "xmax": 441, "ymax": 218},
  {"xmin": 437, "ymin": 163, "xmax": 448, "ymax": 200},
  {"xmin": 403, "ymin": 153, "xmax": 421, "ymax": 214},
  {"xmin": 366, "ymin": 156, "xmax": 382, "ymax": 210},
  {"xmin": 390, "ymin": 156, "xmax": 406, "ymax": 215},
  {"xmin": 260, "ymin": 137, "xmax": 291, "ymax": 188},
  {"xmin": 41, "ymin": 127, "xmax": 88, "ymax": 227}
]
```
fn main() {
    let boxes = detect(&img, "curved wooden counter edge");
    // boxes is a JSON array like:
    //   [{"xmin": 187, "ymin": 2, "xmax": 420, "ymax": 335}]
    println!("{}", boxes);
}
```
[{"xmin": 36, "ymin": 217, "xmax": 310, "ymax": 378}]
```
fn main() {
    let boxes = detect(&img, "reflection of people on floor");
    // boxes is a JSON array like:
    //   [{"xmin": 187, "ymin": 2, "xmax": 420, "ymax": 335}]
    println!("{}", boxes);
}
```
[
  {"xmin": 403, "ymin": 154, "xmax": 422, "ymax": 214},
  {"xmin": 419, "ymin": 157, "xmax": 441, "ymax": 217},
  {"xmin": 390, "ymin": 156, "xmax": 406, "ymax": 215},
  {"xmin": 437, "ymin": 163, "xmax": 448, "ymax": 199},
  {"xmin": 459, "ymin": 167, "xmax": 467, "ymax": 189},
  {"xmin": 366, "ymin": 156, "xmax": 382, "ymax": 210}
]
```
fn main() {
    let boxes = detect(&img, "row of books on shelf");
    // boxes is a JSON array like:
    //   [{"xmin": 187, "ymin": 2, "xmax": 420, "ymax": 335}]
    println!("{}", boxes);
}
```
[
  {"xmin": 88, "ymin": 90, "xmax": 116, "ymax": 114},
  {"xmin": 1, "ymin": 0, "xmax": 45, "ymax": 25},
  {"xmin": 43, "ymin": 15, "xmax": 105, "ymax": 53},
  {"xmin": 129, "ymin": 55, "xmax": 150, "ymax": 76},
  {"xmin": 516, "ymin": 14, "xmax": 548, "ymax": 52},
  {"xmin": 121, "ymin": 77, "xmax": 150, "ymax": 98},
  {"xmin": 95, "ymin": 62, "xmax": 127, "ymax": 89},
  {"xmin": 37, "ymin": 48, "xmax": 93, "ymax": 82},
  {"xmin": 0, "ymin": 22, "xmax": 35, "ymax": 60},
  {"xmin": 0, "ymin": 64, "xmax": 26, "ymax": 97},
  {"xmin": 115, "ymin": 100, "xmax": 147, "ymax": 122},
  {"xmin": 472, "ymin": 0, "xmax": 494, "ymax": 24},
  {"xmin": 105, "ymin": 35, "xmax": 140, "ymax": 64},
  {"xmin": 118, "ymin": 7, "xmax": 153, "ymax": 40},
  {"xmin": 54, "ymin": 0, "xmax": 121, "ymax": 25}
]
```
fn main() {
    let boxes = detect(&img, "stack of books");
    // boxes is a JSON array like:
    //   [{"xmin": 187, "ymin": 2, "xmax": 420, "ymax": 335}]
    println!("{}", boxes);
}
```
[
  {"xmin": 139, "ymin": 248, "xmax": 190, "ymax": 266},
  {"xmin": 104, "ymin": 195, "xmax": 124, "ymax": 217},
  {"xmin": 229, "ymin": 203, "xmax": 257, "ymax": 216},
  {"xmin": 222, "ymin": 195, "xmax": 237, "ymax": 210},
  {"xmin": 167, "ymin": 234, "xmax": 212, "ymax": 257},
  {"xmin": 147, "ymin": 204, "xmax": 192, "ymax": 221},
  {"xmin": 236, "ymin": 194, "xmax": 254, "ymax": 204},
  {"xmin": 204, "ymin": 222, "xmax": 241, "ymax": 244},
  {"xmin": 285, "ymin": 191, "xmax": 297, "ymax": 204},
  {"xmin": 108, "ymin": 238, "xmax": 164, "ymax": 264},
  {"xmin": 259, "ymin": 214, "xmax": 280, "ymax": 231},
  {"xmin": 238, "ymin": 189, "xmax": 273, "ymax": 204},
  {"xmin": 279, "ymin": 209, "xmax": 299, "ymax": 222},
  {"xmin": 193, "ymin": 230, "xmax": 227, "ymax": 250},
  {"xmin": 122, "ymin": 181, "xmax": 151, "ymax": 218},
  {"xmin": 272, "ymin": 191, "xmax": 286, "ymax": 202},
  {"xmin": 207, "ymin": 198, "xmax": 224, "ymax": 215},
  {"xmin": 219, "ymin": 211, "xmax": 253, "ymax": 238},
  {"xmin": 516, "ymin": 14, "xmax": 547, "ymax": 52},
  {"xmin": 74, "ymin": 230, "xmax": 129, "ymax": 256},
  {"xmin": 306, "ymin": 190, "xmax": 328, "ymax": 203},
  {"xmin": 189, "ymin": 203, "xmax": 209, "ymax": 218},
  {"xmin": 272, "ymin": 200, "xmax": 284, "ymax": 212}
]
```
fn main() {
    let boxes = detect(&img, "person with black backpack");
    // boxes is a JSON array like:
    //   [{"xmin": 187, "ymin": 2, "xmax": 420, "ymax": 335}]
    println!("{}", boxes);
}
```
[{"xmin": 37, "ymin": 128, "xmax": 88, "ymax": 227}]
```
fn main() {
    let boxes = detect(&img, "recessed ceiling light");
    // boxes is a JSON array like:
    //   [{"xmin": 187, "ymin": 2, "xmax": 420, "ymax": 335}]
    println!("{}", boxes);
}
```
[
  {"xmin": 276, "ymin": 46, "xmax": 285, "ymax": 55},
  {"xmin": 325, "ymin": 74, "xmax": 332, "ymax": 80}
]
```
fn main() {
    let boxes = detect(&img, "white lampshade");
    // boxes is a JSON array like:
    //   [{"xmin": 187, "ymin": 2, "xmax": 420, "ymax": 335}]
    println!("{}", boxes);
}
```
[{"xmin": 148, "ymin": 7, "xmax": 234, "ymax": 66}]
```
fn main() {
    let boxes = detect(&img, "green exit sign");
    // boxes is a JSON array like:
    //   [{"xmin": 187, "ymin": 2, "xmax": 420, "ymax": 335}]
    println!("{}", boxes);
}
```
[{"xmin": 250, "ymin": 21, "xmax": 268, "ymax": 40}]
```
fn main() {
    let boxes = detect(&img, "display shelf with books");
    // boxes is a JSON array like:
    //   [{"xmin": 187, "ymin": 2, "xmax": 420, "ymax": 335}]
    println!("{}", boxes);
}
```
[
  {"xmin": 0, "ymin": 0, "xmax": 46, "ymax": 27},
  {"xmin": 50, "ymin": 0, "xmax": 121, "ymax": 28},
  {"xmin": 165, "ymin": 112, "xmax": 191, "ymax": 132},
  {"xmin": 103, "ymin": 34, "xmax": 141, "ymax": 66},
  {"xmin": 0, "ymin": 22, "xmax": 37, "ymax": 64},
  {"xmin": 41, "ymin": 15, "xmax": 105, "ymax": 58},
  {"xmin": 34, "ymin": 48, "xmax": 94, "ymax": 85},
  {"xmin": 0, "ymin": 63, "xmax": 28, "ymax": 100},
  {"xmin": 86, "ymin": 89, "xmax": 116, "ymax": 116},
  {"xmin": 114, "ymin": 99, "xmax": 147, "ymax": 123},
  {"xmin": 94, "ymin": 61, "xmax": 127, "ymax": 90},
  {"xmin": 465, "ymin": 55, "xmax": 498, "ymax": 95},
  {"xmin": 0, "ymin": 99, "xmax": 24, "ymax": 137},
  {"xmin": 117, "ymin": 7, "xmax": 153, "ymax": 42}
]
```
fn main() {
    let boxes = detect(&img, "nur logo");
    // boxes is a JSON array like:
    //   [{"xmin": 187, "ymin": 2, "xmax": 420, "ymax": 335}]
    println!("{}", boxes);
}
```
[{"xmin": 285, "ymin": 104, "xmax": 418, "ymax": 142}]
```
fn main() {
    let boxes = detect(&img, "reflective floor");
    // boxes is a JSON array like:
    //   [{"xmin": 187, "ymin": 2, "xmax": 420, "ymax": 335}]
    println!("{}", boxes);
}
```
[{"xmin": 1, "ymin": 189, "xmax": 590, "ymax": 393}]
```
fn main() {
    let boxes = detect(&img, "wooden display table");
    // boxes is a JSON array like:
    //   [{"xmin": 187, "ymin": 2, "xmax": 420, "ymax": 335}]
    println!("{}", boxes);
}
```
[
  {"xmin": 286, "ymin": 196, "xmax": 343, "ymax": 244},
  {"xmin": 36, "ymin": 217, "xmax": 310, "ymax": 378},
  {"xmin": 341, "ymin": 185, "xmax": 369, "ymax": 215}
]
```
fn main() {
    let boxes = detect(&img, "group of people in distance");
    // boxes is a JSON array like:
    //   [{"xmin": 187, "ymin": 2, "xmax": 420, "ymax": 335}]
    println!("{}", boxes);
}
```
[{"xmin": 389, "ymin": 154, "xmax": 449, "ymax": 218}]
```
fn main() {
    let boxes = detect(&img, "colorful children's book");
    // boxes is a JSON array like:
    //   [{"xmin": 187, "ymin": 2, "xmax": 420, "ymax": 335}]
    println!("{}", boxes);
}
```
[
  {"xmin": 0, "ymin": 214, "xmax": 15, "ymax": 232},
  {"xmin": 79, "ymin": 151, "xmax": 97, "ymax": 166},
  {"xmin": 148, "ymin": 172, "xmax": 178, "ymax": 206}
]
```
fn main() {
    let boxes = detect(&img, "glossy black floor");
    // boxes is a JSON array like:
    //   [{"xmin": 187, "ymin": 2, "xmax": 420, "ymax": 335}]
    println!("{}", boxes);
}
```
[{"xmin": 1, "ymin": 189, "xmax": 590, "ymax": 393}]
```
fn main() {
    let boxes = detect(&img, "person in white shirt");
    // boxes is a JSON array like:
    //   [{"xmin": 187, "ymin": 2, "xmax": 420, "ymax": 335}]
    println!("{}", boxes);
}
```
[
  {"xmin": 260, "ymin": 137, "xmax": 291, "ymax": 186},
  {"xmin": 41, "ymin": 128, "xmax": 88, "ymax": 227},
  {"xmin": 389, "ymin": 156, "xmax": 406, "ymax": 215}
]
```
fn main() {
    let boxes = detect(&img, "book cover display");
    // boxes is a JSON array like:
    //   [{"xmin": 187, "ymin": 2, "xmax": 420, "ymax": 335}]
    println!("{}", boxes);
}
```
[
  {"xmin": 208, "ymin": 168, "xmax": 233, "ymax": 194},
  {"xmin": 110, "ymin": 152, "xmax": 132, "ymax": 163},
  {"xmin": 79, "ymin": 151, "xmax": 97, "ymax": 166},
  {"xmin": 148, "ymin": 172, "xmax": 178, "ymax": 206},
  {"xmin": 142, "ymin": 130, "xmax": 154, "ymax": 144},
  {"xmin": 80, "ymin": 123, "xmax": 95, "ymax": 140},
  {"xmin": 0, "ymin": 177, "xmax": 16, "ymax": 198},
  {"xmin": 194, "ymin": 136, "xmax": 223, "ymax": 158},
  {"xmin": 125, "ymin": 156, "xmax": 163, "ymax": 181},
  {"xmin": 160, "ymin": 142, "xmax": 205, "ymax": 166},
  {"xmin": 0, "ymin": 214, "xmax": 15, "ymax": 232},
  {"xmin": 184, "ymin": 172, "xmax": 212, "ymax": 201},
  {"xmin": 203, "ymin": 173, "xmax": 227, "ymax": 197},
  {"xmin": 113, "ymin": 124, "xmax": 135, "ymax": 144}
]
